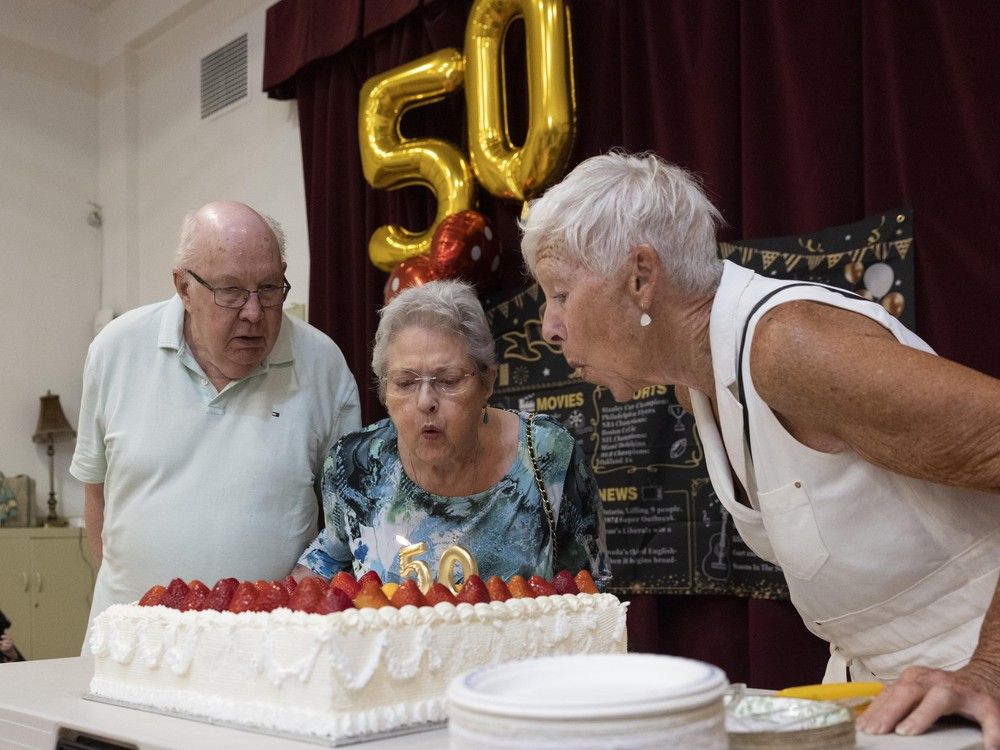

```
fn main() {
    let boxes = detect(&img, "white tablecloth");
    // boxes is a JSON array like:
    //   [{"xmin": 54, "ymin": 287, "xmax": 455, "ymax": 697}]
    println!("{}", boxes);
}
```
[{"xmin": 0, "ymin": 658, "xmax": 984, "ymax": 749}]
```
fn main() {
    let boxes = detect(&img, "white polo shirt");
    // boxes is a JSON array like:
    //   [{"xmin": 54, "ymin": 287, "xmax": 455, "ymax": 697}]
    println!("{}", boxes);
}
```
[{"xmin": 71, "ymin": 295, "xmax": 361, "ymax": 635}]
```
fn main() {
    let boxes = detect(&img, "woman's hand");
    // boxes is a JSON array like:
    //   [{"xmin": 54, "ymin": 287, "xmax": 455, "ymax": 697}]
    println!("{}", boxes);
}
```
[{"xmin": 856, "ymin": 661, "xmax": 1000, "ymax": 747}]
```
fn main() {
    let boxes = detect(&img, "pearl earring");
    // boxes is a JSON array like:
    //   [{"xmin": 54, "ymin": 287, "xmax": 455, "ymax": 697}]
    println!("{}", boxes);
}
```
[{"xmin": 640, "ymin": 312, "xmax": 652, "ymax": 327}]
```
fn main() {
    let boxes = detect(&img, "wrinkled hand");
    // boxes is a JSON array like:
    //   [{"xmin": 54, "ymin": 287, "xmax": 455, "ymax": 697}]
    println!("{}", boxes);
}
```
[
  {"xmin": 0, "ymin": 634, "xmax": 16, "ymax": 658},
  {"xmin": 856, "ymin": 662, "xmax": 1000, "ymax": 749}
]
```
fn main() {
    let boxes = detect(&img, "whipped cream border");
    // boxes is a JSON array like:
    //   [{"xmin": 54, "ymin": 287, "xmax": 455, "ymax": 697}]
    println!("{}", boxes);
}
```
[{"xmin": 89, "ymin": 593, "xmax": 629, "ymax": 741}]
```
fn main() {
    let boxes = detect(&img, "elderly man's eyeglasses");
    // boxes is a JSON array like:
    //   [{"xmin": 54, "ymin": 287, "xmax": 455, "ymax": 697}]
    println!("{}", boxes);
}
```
[
  {"xmin": 384, "ymin": 368, "xmax": 477, "ymax": 397},
  {"xmin": 185, "ymin": 269, "xmax": 291, "ymax": 309}
]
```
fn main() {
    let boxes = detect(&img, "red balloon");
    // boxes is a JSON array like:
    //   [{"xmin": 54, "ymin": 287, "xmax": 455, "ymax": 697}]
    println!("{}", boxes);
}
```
[
  {"xmin": 383, "ymin": 255, "xmax": 442, "ymax": 304},
  {"xmin": 429, "ymin": 210, "xmax": 502, "ymax": 290}
]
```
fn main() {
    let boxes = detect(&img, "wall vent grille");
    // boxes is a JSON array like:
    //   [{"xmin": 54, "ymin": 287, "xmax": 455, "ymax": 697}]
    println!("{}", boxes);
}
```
[{"xmin": 200, "ymin": 34, "xmax": 247, "ymax": 119}]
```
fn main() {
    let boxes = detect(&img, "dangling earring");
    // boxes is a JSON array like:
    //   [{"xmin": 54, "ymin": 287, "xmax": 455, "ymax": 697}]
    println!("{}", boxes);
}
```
[
  {"xmin": 640, "ymin": 312, "xmax": 652, "ymax": 327},
  {"xmin": 482, "ymin": 406, "xmax": 489, "ymax": 424}
]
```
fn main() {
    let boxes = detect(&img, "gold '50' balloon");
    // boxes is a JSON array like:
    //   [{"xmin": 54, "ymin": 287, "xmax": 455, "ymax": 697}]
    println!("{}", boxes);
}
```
[
  {"xmin": 359, "ymin": 49, "xmax": 477, "ymax": 271},
  {"xmin": 465, "ymin": 0, "xmax": 576, "ymax": 201}
]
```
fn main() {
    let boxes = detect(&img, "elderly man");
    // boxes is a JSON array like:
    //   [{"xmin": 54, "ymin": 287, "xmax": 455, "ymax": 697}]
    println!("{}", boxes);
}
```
[
  {"xmin": 71, "ymin": 201, "xmax": 360, "ymax": 644},
  {"xmin": 520, "ymin": 151, "xmax": 1000, "ymax": 744}
]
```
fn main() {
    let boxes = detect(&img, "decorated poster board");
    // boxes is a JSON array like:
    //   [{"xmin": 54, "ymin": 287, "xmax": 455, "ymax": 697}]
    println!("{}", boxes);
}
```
[{"xmin": 486, "ymin": 209, "xmax": 914, "ymax": 597}]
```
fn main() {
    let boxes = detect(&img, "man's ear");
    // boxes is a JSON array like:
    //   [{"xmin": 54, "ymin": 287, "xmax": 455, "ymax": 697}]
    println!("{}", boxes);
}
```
[
  {"xmin": 173, "ymin": 268, "xmax": 192, "ymax": 309},
  {"xmin": 629, "ymin": 244, "xmax": 660, "ymax": 308}
]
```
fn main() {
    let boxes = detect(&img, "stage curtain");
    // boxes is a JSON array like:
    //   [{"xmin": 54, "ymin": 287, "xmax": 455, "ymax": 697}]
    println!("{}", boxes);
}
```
[{"xmin": 264, "ymin": 0, "xmax": 1000, "ymax": 688}]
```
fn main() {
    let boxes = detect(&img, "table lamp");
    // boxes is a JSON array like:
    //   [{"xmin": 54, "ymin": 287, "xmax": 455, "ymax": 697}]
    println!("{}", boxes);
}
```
[{"xmin": 32, "ymin": 391, "xmax": 76, "ymax": 527}]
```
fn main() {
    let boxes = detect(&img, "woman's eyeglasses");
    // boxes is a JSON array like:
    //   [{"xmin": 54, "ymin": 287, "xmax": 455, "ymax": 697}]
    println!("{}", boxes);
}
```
[{"xmin": 384, "ymin": 368, "xmax": 477, "ymax": 397}]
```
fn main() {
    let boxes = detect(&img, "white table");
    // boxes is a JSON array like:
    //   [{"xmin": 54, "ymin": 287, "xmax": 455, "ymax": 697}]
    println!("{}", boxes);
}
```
[{"xmin": 0, "ymin": 658, "xmax": 985, "ymax": 749}]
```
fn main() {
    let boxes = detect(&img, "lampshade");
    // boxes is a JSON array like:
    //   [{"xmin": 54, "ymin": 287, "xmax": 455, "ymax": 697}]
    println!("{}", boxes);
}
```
[{"xmin": 32, "ymin": 391, "xmax": 76, "ymax": 444}]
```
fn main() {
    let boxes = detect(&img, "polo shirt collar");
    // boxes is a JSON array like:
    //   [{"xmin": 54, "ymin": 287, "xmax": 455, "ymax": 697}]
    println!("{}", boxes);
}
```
[
  {"xmin": 269, "ymin": 312, "xmax": 294, "ymax": 365},
  {"xmin": 158, "ymin": 295, "xmax": 186, "ymax": 351},
  {"xmin": 157, "ymin": 294, "xmax": 294, "ymax": 367}
]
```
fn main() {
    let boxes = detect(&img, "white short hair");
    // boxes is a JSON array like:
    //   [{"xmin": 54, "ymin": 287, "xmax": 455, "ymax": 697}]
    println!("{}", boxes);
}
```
[
  {"xmin": 519, "ymin": 150, "xmax": 724, "ymax": 294},
  {"xmin": 372, "ymin": 280, "xmax": 496, "ymax": 403}
]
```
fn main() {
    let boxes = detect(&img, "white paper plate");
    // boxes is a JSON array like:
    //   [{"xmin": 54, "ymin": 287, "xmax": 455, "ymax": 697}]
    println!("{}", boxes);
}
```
[{"xmin": 448, "ymin": 653, "xmax": 728, "ymax": 720}]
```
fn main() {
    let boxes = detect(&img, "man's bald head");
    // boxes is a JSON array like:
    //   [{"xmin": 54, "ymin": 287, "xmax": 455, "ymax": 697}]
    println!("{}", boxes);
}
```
[{"xmin": 174, "ymin": 201, "xmax": 286, "ymax": 269}]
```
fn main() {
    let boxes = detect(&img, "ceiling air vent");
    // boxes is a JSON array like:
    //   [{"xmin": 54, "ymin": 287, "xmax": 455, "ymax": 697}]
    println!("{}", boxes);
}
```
[{"xmin": 200, "ymin": 34, "xmax": 247, "ymax": 119}]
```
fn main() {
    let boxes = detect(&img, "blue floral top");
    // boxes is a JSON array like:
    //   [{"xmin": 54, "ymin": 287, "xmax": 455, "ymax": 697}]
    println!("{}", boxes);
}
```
[{"xmin": 297, "ymin": 411, "xmax": 610, "ymax": 587}]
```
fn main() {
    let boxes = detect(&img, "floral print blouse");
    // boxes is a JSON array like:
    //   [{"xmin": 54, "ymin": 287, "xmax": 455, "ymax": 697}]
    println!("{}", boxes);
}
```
[{"xmin": 297, "ymin": 411, "xmax": 610, "ymax": 587}]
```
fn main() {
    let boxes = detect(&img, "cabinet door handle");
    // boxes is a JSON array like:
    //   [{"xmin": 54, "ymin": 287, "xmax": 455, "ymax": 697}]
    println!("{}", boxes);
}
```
[
  {"xmin": 22, "ymin": 572, "xmax": 28, "ymax": 591},
  {"xmin": 34, "ymin": 572, "xmax": 42, "ymax": 592}
]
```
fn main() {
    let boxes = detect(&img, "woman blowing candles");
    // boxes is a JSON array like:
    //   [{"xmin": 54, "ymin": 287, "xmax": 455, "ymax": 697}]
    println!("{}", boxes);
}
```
[
  {"xmin": 519, "ymin": 150, "xmax": 1000, "ymax": 744},
  {"xmin": 293, "ymin": 280, "xmax": 609, "ymax": 588}
]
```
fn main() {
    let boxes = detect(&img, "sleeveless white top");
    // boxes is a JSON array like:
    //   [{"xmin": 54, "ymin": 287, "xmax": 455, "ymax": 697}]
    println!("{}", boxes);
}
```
[{"xmin": 690, "ymin": 261, "xmax": 1000, "ymax": 681}]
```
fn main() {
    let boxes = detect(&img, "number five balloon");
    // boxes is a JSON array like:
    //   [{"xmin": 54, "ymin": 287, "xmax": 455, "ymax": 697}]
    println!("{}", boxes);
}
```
[
  {"xmin": 359, "ymin": 49, "xmax": 476, "ymax": 271},
  {"xmin": 465, "ymin": 0, "xmax": 576, "ymax": 201}
]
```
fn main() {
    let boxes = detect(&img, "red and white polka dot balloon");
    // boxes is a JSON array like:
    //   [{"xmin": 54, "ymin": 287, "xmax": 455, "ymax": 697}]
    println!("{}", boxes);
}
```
[
  {"xmin": 429, "ymin": 210, "xmax": 502, "ymax": 289},
  {"xmin": 382, "ymin": 210, "xmax": 502, "ymax": 304},
  {"xmin": 383, "ymin": 255, "xmax": 442, "ymax": 304}
]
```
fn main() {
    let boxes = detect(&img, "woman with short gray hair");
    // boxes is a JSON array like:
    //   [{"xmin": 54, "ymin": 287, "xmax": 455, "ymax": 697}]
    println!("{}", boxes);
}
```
[
  {"xmin": 294, "ymin": 280, "xmax": 609, "ymax": 588},
  {"xmin": 523, "ymin": 149, "xmax": 1000, "ymax": 742},
  {"xmin": 371, "ymin": 280, "xmax": 496, "ymax": 404},
  {"xmin": 520, "ymin": 149, "xmax": 724, "ymax": 294}
]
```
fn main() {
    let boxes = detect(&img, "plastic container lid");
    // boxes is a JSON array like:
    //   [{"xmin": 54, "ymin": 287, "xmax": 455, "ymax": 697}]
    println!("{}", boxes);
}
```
[{"xmin": 448, "ymin": 653, "xmax": 729, "ymax": 720}]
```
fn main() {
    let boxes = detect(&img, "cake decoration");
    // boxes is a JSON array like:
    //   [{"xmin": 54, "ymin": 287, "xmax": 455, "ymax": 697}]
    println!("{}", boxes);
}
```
[{"xmin": 88, "ymin": 568, "xmax": 628, "ymax": 743}]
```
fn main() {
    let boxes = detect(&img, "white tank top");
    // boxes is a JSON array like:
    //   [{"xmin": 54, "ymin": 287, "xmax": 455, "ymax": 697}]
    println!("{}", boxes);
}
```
[{"xmin": 690, "ymin": 261, "xmax": 1000, "ymax": 681}]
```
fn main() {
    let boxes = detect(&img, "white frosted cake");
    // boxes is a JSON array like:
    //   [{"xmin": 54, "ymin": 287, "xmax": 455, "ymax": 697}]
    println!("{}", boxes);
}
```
[{"xmin": 89, "ymin": 593, "xmax": 628, "ymax": 742}]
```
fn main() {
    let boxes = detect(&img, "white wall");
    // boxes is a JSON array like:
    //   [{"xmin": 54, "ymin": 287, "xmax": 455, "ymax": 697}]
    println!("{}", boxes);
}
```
[
  {"xmin": 0, "ymin": 0, "xmax": 311, "ymax": 522},
  {"xmin": 0, "ymin": 0, "xmax": 100, "ymax": 524},
  {"xmin": 97, "ymin": 0, "xmax": 310, "ymax": 311}
]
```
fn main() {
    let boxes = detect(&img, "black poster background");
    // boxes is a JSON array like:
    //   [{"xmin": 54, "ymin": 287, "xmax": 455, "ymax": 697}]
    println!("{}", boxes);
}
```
[{"xmin": 486, "ymin": 209, "xmax": 914, "ymax": 598}]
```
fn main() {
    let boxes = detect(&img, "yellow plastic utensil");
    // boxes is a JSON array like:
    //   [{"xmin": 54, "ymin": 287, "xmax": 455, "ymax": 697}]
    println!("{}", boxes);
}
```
[{"xmin": 777, "ymin": 682, "xmax": 884, "ymax": 715}]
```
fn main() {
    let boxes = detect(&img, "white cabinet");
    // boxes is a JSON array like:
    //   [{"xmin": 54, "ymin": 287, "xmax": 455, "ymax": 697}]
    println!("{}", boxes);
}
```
[{"xmin": 0, "ymin": 527, "xmax": 94, "ymax": 660}]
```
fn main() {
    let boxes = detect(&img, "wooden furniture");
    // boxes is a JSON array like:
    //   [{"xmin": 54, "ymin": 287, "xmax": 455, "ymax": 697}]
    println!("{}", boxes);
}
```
[{"xmin": 0, "ymin": 526, "xmax": 94, "ymax": 660}]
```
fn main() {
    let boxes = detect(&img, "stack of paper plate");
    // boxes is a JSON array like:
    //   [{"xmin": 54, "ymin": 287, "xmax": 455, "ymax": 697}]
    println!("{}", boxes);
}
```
[{"xmin": 447, "ymin": 653, "xmax": 729, "ymax": 749}]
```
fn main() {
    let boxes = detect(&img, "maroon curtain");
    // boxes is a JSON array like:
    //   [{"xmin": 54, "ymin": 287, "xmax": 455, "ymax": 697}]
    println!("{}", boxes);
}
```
[{"xmin": 264, "ymin": 0, "xmax": 1000, "ymax": 688}]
